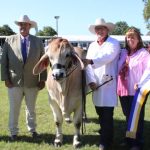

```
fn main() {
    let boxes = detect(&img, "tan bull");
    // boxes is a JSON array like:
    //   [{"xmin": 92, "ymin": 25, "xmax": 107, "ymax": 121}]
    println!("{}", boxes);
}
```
[{"xmin": 33, "ymin": 38, "xmax": 84, "ymax": 148}]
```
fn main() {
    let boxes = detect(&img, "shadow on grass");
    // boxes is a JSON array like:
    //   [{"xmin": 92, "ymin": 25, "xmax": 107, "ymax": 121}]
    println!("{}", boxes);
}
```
[
  {"xmin": 0, "ymin": 133, "xmax": 55, "ymax": 145},
  {"xmin": 0, "ymin": 119, "xmax": 150, "ymax": 150},
  {"xmin": 113, "ymin": 119, "xmax": 150, "ymax": 150},
  {"xmin": 82, "ymin": 117, "xmax": 150, "ymax": 150},
  {"xmin": 0, "ymin": 133, "xmax": 99, "ymax": 148}
]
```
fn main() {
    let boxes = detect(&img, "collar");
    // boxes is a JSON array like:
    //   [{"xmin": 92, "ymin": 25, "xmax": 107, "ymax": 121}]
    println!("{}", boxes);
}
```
[
  {"xmin": 20, "ymin": 34, "xmax": 29, "ymax": 40},
  {"xmin": 97, "ymin": 35, "xmax": 108, "ymax": 45}
]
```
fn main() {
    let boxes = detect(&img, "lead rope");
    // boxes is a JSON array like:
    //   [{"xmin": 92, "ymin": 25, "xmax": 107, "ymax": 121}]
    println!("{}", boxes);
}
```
[
  {"xmin": 86, "ymin": 76, "xmax": 113, "ymax": 95},
  {"xmin": 81, "ymin": 69, "xmax": 86, "ymax": 134}
]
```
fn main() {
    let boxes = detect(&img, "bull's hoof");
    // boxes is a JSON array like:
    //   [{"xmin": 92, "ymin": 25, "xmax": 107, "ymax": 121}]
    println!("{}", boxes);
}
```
[
  {"xmin": 54, "ymin": 134, "xmax": 63, "ymax": 147},
  {"xmin": 54, "ymin": 141, "xmax": 62, "ymax": 147},
  {"xmin": 73, "ymin": 142, "xmax": 81, "ymax": 149},
  {"xmin": 65, "ymin": 117, "xmax": 72, "ymax": 124},
  {"xmin": 73, "ymin": 135, "xmax": 81, "ymax": 149}
]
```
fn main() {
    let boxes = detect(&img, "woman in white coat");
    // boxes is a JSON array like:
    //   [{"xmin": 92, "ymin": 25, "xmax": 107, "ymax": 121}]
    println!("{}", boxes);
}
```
[{"xmin": 84, "ymin": 18, "xmax": 120, "ymax": 150}]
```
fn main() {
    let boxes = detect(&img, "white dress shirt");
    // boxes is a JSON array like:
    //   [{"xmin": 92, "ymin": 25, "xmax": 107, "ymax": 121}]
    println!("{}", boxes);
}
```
[{"xmin": 86, "ymin": 36, "xmax": 120, "ymax": 106}]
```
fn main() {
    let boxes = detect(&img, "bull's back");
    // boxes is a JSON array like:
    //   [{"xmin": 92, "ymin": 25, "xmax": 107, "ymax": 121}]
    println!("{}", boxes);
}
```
[{"xmin": 74, "ymin": 47, "xmax": 86, "ymax": 59}]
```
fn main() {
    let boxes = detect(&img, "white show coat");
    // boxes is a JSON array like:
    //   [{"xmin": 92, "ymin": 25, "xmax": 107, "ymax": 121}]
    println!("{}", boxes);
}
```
[{"xmin": 86, "ymin": 36, "xmax": 120, "ymax": 107}]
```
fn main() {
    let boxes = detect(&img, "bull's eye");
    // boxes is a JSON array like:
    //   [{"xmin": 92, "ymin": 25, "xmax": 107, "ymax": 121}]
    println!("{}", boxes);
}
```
[{"xmin": 66, "ymin": 54, "xmax": 70, "ymax": 58}]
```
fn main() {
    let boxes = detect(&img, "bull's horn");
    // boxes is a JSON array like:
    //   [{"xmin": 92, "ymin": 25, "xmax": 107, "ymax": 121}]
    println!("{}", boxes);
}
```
[{"xmin": 74, "ymin": 53, "xmax": 84, "ymax": 70}]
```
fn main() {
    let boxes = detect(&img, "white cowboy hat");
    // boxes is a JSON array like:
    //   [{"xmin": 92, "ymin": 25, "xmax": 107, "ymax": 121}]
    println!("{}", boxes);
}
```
[
  {"xmin": 89, "ymin": 18, "xmax": 115, "ymax": 34},
  {"xmin": 14, "ymin": 15, "xmax": 37, "ymax": 28}
]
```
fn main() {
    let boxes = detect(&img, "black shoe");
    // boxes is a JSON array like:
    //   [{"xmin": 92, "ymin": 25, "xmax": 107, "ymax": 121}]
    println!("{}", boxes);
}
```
[
  {"xmin": 32, "ymin": 132, "xmax": 38, "ymax": 139},
  {"xmin": 119, "ymin": 138, "xmax": 127, "ymax": 147},
  {"xmin": 10, "ymin": 135, "xmax": 18, "ymax": 141},
  {"xmin": 98, "ymin": 129, "xmax": 102, "ymax": 134},
  {"xmin": 120, "ymin": 141, "xmax": 127, "ymax": 146}
]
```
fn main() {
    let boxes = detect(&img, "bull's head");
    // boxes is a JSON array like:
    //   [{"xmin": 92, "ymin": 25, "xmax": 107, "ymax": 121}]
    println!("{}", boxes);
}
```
[{"xmin": 33, "ymin": 38, "xmax": 84, "ymax": 81}]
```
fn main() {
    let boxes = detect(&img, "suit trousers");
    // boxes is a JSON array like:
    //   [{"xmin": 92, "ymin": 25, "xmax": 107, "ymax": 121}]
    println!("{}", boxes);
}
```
[{"xmin": 8, "ymin": 87, "xmax": 38, "ymax": 135}]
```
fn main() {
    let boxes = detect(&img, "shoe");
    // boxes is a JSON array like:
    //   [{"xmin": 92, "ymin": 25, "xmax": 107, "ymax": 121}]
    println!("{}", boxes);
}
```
[
  {"xmin": 130, "ymin": 146, "xmax": 140, "ymax": 150},
  {"xmin": 95, "ymin": 129, "xmax": 101, "ymax": 135},
  {"xmin": 10, "ymin": 135, "xmax": 18, "ymax": 141},
  {"xmin": 119, "ymin": 138, "xmax": 127, "ymax": 146},
  {"xmin": 98, "ymin": 129, "xmax": 102, "ymax": 134},
  {"xmin": 120, "ymin": 141, "xmax": 126, "ymax": 146},
  {"xmin": 32, "ymin": 132, "xmax": 38, "ymax": 139},
  {"xmin": 99, "ymin": 144, "xmax": 105, "ymax": 150}
]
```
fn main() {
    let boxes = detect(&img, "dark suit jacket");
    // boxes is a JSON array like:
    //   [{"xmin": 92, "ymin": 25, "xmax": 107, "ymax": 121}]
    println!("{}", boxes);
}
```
[{"xmin": 1, "ymin": 34, "xmax": 47, "ymax": 87}]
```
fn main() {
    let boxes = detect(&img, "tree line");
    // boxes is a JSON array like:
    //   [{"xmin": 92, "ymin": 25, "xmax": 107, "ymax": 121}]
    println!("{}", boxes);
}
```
[{"xmin": 0, "ymin": 21, "xmax": 142, "ymax": 36}]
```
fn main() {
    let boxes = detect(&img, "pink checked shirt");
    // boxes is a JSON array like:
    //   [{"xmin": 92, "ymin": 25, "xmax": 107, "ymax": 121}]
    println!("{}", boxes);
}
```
[{"xmin": 117, "ymin": 48, "xmax": 150, "ymax": 96}]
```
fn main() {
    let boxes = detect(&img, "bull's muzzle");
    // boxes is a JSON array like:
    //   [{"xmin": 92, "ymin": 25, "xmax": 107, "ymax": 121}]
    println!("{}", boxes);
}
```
[
  {"xmin": 52, "ymin": 63, "xmax": 66, "ymax": 80},
  {"xmin": 52, "ymin": 72, "xmax": 65, "ymax": 80}
]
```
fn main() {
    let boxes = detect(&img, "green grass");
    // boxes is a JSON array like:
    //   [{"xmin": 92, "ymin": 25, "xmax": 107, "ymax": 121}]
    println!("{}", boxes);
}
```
[{"xmin": 0, "ymin": 74, "xmax": 150, "ymax": 150}]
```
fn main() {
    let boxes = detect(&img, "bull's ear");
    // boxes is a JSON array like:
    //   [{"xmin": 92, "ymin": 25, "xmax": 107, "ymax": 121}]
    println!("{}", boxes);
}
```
[{"xmin": 33, "ymin": 54, "xmax": 49, "ymax": 75}]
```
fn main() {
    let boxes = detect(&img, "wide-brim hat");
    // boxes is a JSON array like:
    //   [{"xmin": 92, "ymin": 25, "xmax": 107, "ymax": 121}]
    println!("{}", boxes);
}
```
[
  {"xmin": 89, "ymin": 18, "xmax": 115, "ymax": 34},
  {"xmin": 14, "ymin": 15, "xmax": 37, "ymax": 28}
]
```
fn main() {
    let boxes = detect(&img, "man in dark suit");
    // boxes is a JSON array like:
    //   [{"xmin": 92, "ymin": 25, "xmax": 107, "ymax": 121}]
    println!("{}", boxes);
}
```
[{"xmin": 1, "ymin": 15, "xmax": 47, "ymax": 141}]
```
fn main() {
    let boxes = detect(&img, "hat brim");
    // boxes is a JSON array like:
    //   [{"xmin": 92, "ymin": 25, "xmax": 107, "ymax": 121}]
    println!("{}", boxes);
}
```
[
  {"xmin": 89, "ymin": 23, "xmax": 115, "ymax": 34},
  {"xmin": 14, "ymin": 20, "xmax": 37, "ymax": 28}
]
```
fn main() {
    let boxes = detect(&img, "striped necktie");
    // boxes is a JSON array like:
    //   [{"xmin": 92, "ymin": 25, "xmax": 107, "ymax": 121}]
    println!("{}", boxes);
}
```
[{"xmin": 22, "ymin": 38, "xmax": 27, "ymax": 63}]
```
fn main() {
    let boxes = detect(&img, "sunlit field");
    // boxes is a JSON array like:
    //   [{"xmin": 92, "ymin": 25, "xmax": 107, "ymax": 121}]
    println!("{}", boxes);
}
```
[{"xmin": 0, "ymin": 65, "xmax": 150, "ymax": 150}]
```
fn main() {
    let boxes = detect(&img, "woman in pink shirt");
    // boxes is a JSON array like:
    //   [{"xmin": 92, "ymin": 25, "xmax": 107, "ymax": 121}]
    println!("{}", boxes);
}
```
[{"xmin": 117, "ymin": 28, "xmax": 150, "ymax": 150}]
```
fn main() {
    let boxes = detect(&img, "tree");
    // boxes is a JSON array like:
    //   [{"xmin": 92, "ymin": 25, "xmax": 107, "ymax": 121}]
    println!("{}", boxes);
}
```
[
  {"xmin": 143, "ymin": 0, "xmax": 147, "ymax": 2},
  {"xmin": 110, "ymin": 21, "xmax": 129, "ymax": 35},
  {"xmin": 0, "ymin": 25, "xmax": 15, "ymax": 35},
  {"xmin": 143, "ymin": 0, "xmax": 150, "ymax": 32},
  {"xmin": 110, "ymin": 21, "xmax": 141, "ymax": 35},
  {"xmin": 37, "ymin": 26, "xmax": 57, "ymax": 36}
]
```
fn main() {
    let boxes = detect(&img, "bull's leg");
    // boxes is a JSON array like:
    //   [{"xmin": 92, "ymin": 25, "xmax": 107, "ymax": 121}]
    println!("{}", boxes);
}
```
[
  {"xmin": 73, "ymin": 105, "xmax": 82, "ymax": 148},
  {"xmin": 54, "ymin": 122, "xmax": 63, "ymax": 147},
  {"xmin": 63, "ymin": 112, "xmax": 71, "ymax": 123},
  {"xmin": 73, "ymin": 123, "xmax": 81, "ymax": 148},
  {"xmin": 49, "ymin": 101, "xmax": 63, "ymax": 147},
  {"xmin": 61, "ymin": 102, "xmax": 71, "ymax": 123}
]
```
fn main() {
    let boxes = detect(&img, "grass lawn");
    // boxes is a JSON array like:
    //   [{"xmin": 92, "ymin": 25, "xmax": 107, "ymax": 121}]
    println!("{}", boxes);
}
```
[{"xmin": 0, "ymin": 69, "xmax": 150, "ymax": 150}]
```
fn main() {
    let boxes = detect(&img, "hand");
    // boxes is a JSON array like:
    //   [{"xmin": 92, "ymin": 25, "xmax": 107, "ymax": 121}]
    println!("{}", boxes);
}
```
[
  {"xmin": 37, "ymin": 81, "xmax": 45, "ymax": 90},
  {"xmin": 134, "ymin": 83, "xmax": 138, "ymax": 90},
  {"xmin": 82, "ymin": 59, "xmax": 93, "ymax": 67},
  {"xmin": 147, "ymin": 45, "xmax": 150, "ymax": 53},
  {"xmin": 89, "ymin": 82, "xmax": 97, "ymax": 91},
  {"xmin": 5, "ymin": 80, "xmax": 13, "ymax": 88}
]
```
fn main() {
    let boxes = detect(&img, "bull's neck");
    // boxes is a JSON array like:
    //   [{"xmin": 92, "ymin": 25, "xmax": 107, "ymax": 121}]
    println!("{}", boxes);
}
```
[{"xmin": 56, "ymin": 77, "xmax": 70, "ymax": 94}]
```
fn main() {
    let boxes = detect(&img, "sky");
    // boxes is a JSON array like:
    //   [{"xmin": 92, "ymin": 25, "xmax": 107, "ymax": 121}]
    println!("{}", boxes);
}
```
[{"xmin": 0, "ymin": 0, "xmax": 148, "ymax": 36}]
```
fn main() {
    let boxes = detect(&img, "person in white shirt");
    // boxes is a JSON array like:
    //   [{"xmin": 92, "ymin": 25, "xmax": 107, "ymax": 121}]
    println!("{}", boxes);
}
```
[{"xmin": 83, "ymin": 18, "xmax": 120, "ymax": 150}]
